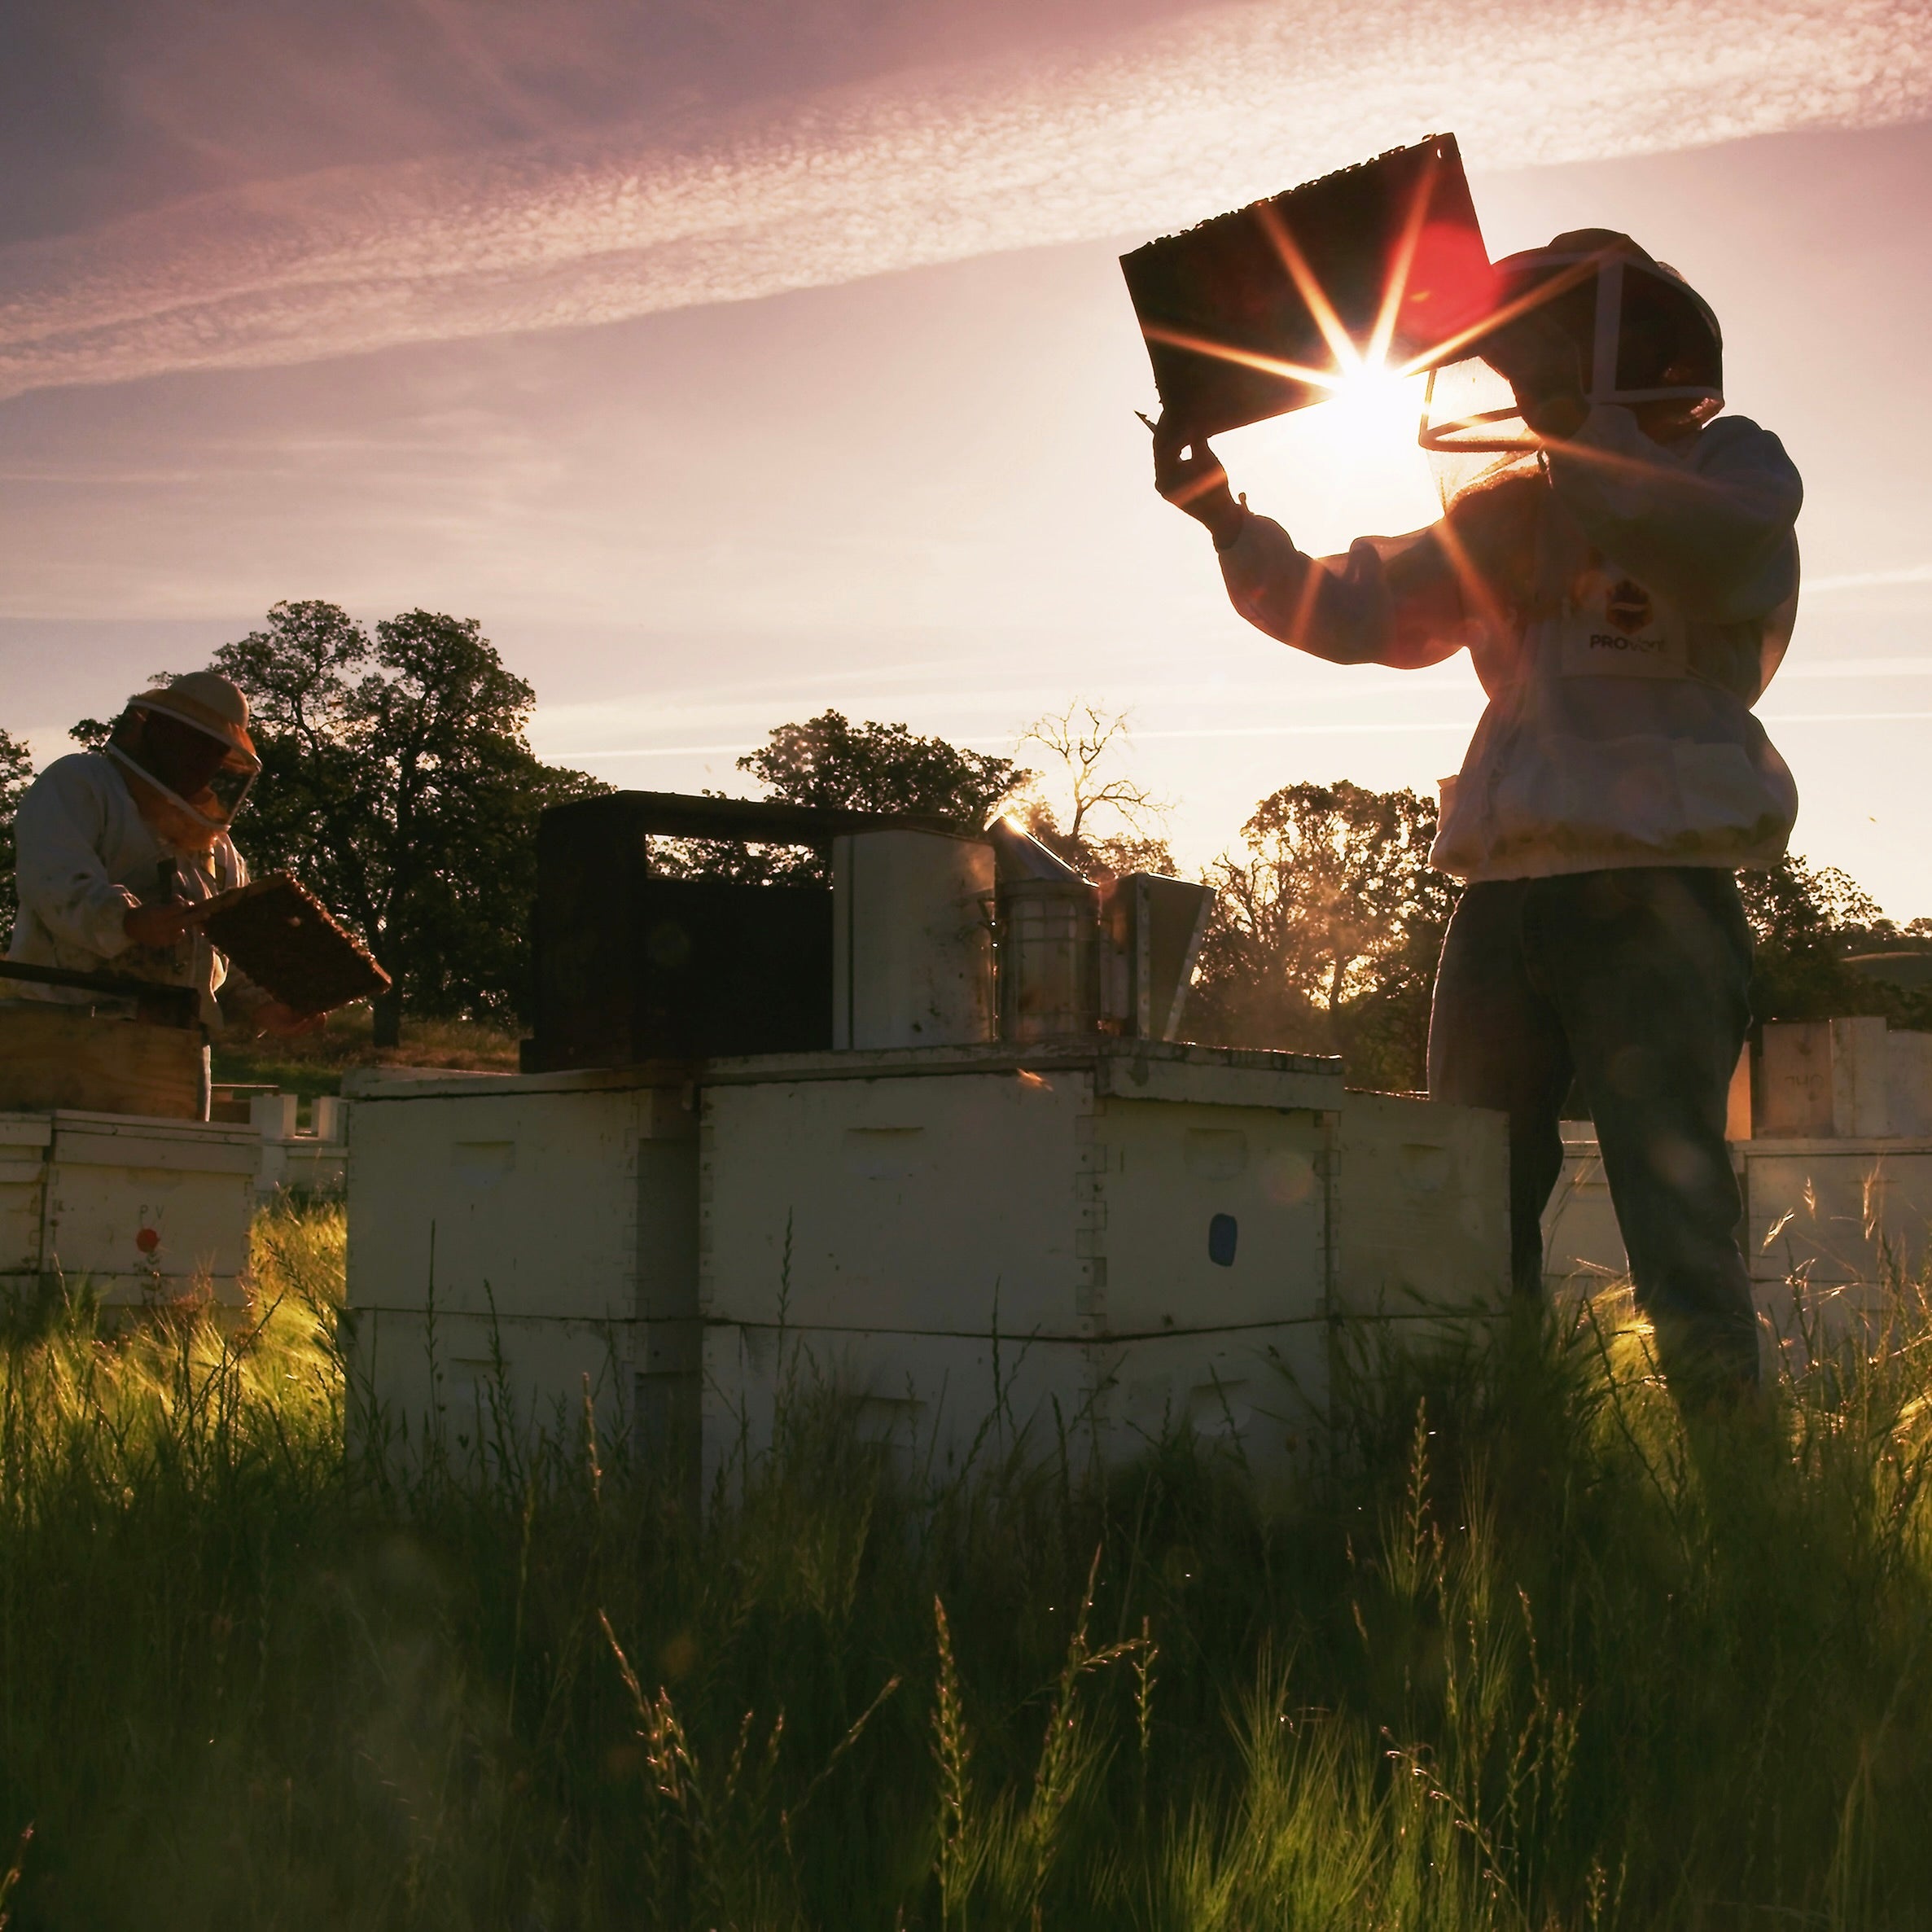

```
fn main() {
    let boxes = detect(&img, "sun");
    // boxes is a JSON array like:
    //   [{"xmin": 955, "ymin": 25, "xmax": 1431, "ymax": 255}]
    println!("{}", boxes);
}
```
[
  {"xmin": 1322, "ymin": 355, "xmax": 1426, "ymax": 438},
  {"xmin": 1211, "ymin": 354, "xmax": 1439, "ymax": 552}
]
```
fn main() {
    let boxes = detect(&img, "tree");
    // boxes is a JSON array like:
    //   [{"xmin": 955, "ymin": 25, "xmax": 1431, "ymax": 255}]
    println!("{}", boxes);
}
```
[
  {"xmin": 206, "ymin": 600, "xmax": 607, "ymax": 1044},
  {"xmin": 742, "ymin": 710, "xmax": 1024, "ymax": 822},
  {"xmin": 1189, "ymin": 781, "xmax": 1457, "ymax": 1089},
  {"xmin": 1734, "ymin": 852, "xmax": 1932, "ymax": 1028},
  {"xmin": 0, "ymin": 728, "xmax": 36, "ymax": 946},
  {"xmin": 1739, "ymin": 854, "xmax": 1882, "ymax": 1023},
  {"xmin": 663, "ymin": 711, "xmax": 1028, "ymax": 882},
  {"xmin": 1013, "ymin": 702, "xmax": 1176, "ymax": 879}
]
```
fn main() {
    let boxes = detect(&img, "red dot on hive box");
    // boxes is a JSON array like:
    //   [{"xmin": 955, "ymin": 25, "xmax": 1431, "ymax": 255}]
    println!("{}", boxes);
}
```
[{"xmin": 135, "ymin": 1228, "xmax": 160, "ymax": 1253}]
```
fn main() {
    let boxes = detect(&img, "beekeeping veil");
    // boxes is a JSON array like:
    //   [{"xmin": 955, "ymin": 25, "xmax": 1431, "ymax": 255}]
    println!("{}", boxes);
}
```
[
  {"xmin": 107, "ymin": 671, "xmax": 261, "ymax": 835},
  {"xmin": 1420, "ymin": 230, "xmax": 1724, "ymax": 475}
]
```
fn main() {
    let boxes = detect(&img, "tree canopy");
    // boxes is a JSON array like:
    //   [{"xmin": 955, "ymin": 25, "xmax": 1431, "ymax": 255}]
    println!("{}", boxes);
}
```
[
  {"xmin": 1188, "ymin": 780, "xmax": 1456, "ymax": 1089},
  {"xmin": 740, "ymin": 710, "xmax": 1025, "ymax": 824},
  {"xmin": 1012, "ymin": 703, "xmax": 1176, "ymax": 881},
  {"xmin": 0, "ymin": 728, "xmax": 35, "ymax": 945},
  {"xmin": 1741, "ymin": 853, "xmax": 1932, "ymax": 1030},
  {"xmin": 62, "ymin": 600, "xmax": 610, "ymax": 1040},
  {"xmin": 659, "ymin": 710, "xmax": 1030, "ymax": 883}
]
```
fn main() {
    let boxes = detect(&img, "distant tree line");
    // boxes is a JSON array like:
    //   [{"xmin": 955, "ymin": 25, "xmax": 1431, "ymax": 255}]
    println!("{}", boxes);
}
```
[{"xmin": 3, "ymin": 618, "xmax": 1930, "ymax": 1074}]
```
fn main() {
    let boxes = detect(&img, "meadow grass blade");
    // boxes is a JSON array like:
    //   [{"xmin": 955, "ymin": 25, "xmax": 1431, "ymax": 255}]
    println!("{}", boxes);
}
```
[{"xmin": 2, "ymin": 1201, "xmax": 1932, "ymax": 1924}]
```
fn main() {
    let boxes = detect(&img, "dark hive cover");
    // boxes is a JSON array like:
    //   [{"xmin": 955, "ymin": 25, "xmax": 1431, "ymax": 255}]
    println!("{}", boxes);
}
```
[
  {"xmin": 196, "ymin": 874, "xmax": 392, "ymax": 1015},
  {"xmin": 1120, "ymin": 134, "xmax": 1496, "ymax": 438}
]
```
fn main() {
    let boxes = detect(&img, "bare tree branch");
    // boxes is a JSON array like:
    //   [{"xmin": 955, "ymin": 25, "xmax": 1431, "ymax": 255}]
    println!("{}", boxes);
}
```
[{"xmin": 1019, "ymin": 695, "xmax": 1167, "ymax": 846}]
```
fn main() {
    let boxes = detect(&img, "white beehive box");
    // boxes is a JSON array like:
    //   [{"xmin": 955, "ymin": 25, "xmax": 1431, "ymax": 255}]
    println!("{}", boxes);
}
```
[
  {"xmin": 0, "ymin": 1109, "xmax": 259, "ymax": 1308},
  {"xmin": 1890, "ymin": 1032, "xmax": 1932, "ymax": 1137},
  {"xmin": 0, "ymin": 1116, "xmax": 51, "ymax": 1283},
  {"xmin": 700, "ymin": 1044, "xmax": 1507, "ymax": 1490},
  {"xmin": 1759, "ymin": 1019, "xmax": 1892, "ymax": 1138},
  {"xmin": 1743, "ymin": 1140, "xmax": 1932, "ymax": 1291},
  {"xmin": 1334, "ymin": 1091, "xmax": 1510, "ymax": 1317},
  {"xmin": 1541, "ymin": 1127, "xmax": 1630, "ymax": 1299},
  {"xmin": 1540, "ymin": 1124, "xmax": 1932, "ymax": 1364},
  {"xmin": 250, "ymin": 1093, "xmax": 350, "ymax": 1201},
  {"xmin": 340, "ymin": 1049, "xmax": 1509, "ymax": 1483},
  {"xmin": 341, "ymin": 1066, "xmax": 698, "ymax": 1446}
]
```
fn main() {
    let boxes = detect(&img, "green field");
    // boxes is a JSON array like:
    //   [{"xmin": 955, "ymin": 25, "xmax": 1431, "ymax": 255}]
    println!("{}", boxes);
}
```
[{"xmin": 0, "ymin": 1208, "xmax": 1928, "ymax": 1929}]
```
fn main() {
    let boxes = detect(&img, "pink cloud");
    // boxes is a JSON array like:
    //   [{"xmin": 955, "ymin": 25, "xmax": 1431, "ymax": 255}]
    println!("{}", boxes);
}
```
[{"xmin": 1, "ymin": 0, "xmax": 1927, "ymax": 399}]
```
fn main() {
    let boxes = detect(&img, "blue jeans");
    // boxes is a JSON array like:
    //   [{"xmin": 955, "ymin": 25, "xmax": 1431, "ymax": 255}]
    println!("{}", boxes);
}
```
[{"xmin": 1428, "ymin": 867, "xmax": 1759, "ymax": 1387}]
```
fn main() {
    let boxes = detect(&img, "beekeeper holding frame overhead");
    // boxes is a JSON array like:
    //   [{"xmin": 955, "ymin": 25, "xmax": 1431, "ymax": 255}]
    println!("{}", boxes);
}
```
[{"xmin": 1154, "ymin": 230, "xmax": 1801, "ymax": 1395}]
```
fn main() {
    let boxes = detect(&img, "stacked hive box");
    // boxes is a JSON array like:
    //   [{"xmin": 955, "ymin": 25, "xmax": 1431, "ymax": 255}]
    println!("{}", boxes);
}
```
[
  {"xmin": 340, "ymin": 1066, "xmax": 698, "ymax": 1448},
  {"xmin": 699, "ymin": 1042, "xmax": 1342, "ymax": 1487},
  {"xmin": 0, "ymin": 1109, "xmax": 260, "ymax": 1308},
  {"xmin": 341, "ymin": 796, "xmax": 1511, "ymax": 1478},
  {"xmin": 248, "ymin": 1093, "xmax": 352, "ymax": 1201},
  {"xmin": 702, "ymin": 1045, "xmax": 1507, "ymax": 1487},
  {"xmin": 341, "ymin": 1050, "xmax": 1509, "ymax": 1483},
  {"xmin": 1541, "ymin": 1020, "xmax": 1932, "ymax": 1360}
]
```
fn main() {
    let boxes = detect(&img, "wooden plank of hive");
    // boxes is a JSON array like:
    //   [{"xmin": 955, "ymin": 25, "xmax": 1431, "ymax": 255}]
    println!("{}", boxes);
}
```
[{"xmin": 0, "ymin": 1004, "xmax": 204, "ymax": 1118}]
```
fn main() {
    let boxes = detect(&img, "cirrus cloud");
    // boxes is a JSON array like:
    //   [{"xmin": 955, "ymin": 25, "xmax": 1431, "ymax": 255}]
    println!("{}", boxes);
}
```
[{"xmin": 1, "ymin": 0, "xmax": 1928, "ymax": 401}]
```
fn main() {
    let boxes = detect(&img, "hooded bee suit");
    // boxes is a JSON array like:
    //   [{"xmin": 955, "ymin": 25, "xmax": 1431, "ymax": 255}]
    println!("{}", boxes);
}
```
[
  {"xmin": 1209, "ymin": 236, "xmax": 1798, "ymax": 1387},
  {"xmin": 7, "ymin": 673, "xmax": 269, "ymax": 1036}
]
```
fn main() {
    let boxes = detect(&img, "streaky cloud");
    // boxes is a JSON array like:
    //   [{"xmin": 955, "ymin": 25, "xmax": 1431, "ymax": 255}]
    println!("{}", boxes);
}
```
[{"xmin": 2, "ymin": 0, "xmax": 1927, "ymax": 399}]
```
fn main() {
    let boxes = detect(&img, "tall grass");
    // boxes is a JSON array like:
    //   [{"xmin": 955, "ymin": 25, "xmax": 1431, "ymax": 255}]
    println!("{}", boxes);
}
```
[{"xmin": 2, "ymin": 1205, "xmax": 1930, "ymax": 1928}]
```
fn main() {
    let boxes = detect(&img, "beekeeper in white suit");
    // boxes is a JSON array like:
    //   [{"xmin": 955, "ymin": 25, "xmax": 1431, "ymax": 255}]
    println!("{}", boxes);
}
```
[
  {"xmin": 7, "ymin": 671, "xmax": 309, "ymax": 1040},
  {"xmin": 1154, "ymin": 230, "xmax": 1800, "ymax": 1395}
]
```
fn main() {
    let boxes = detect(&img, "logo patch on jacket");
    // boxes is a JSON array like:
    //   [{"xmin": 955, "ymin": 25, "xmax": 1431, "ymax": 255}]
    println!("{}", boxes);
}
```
[
  {"xmin": 1554, "ymin": 567, "xmax": 1689, "ymax": 680},
  {"xmin": 1605, "ymin": 580, "xmax": 1653, "ymax": 635}
]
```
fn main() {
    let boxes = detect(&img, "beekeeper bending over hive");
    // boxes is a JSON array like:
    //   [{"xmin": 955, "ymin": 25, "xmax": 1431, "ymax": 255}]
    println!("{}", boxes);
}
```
[
  {"xmin": 1154, "ymin": 231, "xmax": 1799, "ymax": 1395},
  {"xmin": 7, "ymin": 672, "xmax": 309, "ymax": 1040}
]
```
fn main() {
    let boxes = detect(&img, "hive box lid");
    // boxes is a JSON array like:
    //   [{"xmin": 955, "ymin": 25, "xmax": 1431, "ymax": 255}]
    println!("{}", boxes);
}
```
[
  {"xmin": 344, "ymin": 1062, "xmax": 699, "ymax": 1102},
  {"xmin": 46, "ymin": 1110, "xmax": 263, "ymax": 1174},
  {"xmin": 703, "ymin": 1039, "xmax": 1344, "ymax": 1112}
]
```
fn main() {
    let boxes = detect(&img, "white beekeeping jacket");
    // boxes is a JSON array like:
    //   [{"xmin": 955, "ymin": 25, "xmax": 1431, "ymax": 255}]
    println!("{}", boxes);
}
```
[
  {"xmin": 6, "ymin": 750, "xmax": 253, "ymax": 1024},
  {"xmin": 1217, "ymin": 403, "xmax": 1803, "ymax": 883}
]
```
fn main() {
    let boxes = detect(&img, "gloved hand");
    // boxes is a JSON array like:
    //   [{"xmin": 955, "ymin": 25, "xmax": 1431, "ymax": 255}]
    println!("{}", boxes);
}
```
[
  {"xmin": 123, "ymin": 897, "xmax": 197, "ymax": 949},
  {"xmin": 1479, "ymin": 310, "xmax": 1588, "ymax": 440},
  {"xmin": 252, "ymin": 1001, "xmax": 325, "ymax": 1037},
  {"xmin": 1151, "ymin": 414, "xmax": 1247, "ymax": 547}
]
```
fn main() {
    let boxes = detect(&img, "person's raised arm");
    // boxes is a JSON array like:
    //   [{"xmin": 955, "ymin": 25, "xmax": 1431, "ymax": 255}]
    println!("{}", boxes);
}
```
[{"xmin": 1152, "ymin": 414, "xmax": 1468, "ymax": 669}]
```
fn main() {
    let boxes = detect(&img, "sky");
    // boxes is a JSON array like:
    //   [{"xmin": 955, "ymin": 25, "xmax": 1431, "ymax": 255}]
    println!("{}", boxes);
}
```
[{"xmin": 3, "ymin": 0, "xmax": 1931, "ymax": 909}]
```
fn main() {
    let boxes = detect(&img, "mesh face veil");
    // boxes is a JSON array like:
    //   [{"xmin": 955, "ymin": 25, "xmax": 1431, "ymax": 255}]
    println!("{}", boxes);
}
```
[
  {"xmin": 1420, "ymin": 233, "xmax": 1724, "ymax": 455},
  {"xmin": 107, "ymin": 683, "xmax": 261, "ymax": 832}
]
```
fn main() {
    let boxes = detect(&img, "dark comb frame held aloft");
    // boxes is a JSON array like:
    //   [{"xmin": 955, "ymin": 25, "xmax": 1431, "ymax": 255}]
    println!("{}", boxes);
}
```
[
  {"xmin": 195, "ymin": 874, "xmax": 392, "ymax": 1017},
  {"xmin": 1119, "ymin": 134, "xmax": 1496, "ymax": 439}
]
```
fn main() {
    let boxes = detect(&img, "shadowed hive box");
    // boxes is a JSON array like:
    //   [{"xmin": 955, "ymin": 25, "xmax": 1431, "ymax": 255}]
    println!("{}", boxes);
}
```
[
  {"xmin": 339, "ymin": 1063, "xmax": 699, "ymax": 1451},
  {"xmin": 523, "ymin": 792, "xmax": 965, "ymax": 1073},
  {"xmin": 340, "ymin": 1049, "xmax": 1511, "ymax": 1491},
  {"xmin": 699, "ymin": 1045, "xmax": 1510, "ymax": 1491}
]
